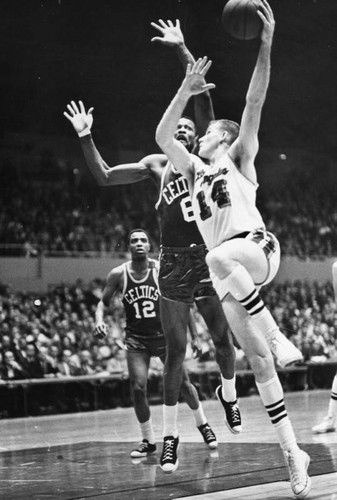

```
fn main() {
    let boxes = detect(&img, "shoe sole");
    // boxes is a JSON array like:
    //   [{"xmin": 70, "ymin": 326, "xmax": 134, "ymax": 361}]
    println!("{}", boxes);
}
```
[
  {"xmin": 312, "ymin": 427, "xmax": 336, "ymax": 434},
  {"xmin": 205, "ymin": 440, "xmax": 218, "ymax": 449},
  {"xmin": 215, "ymin": 387, "xmax": 242, "ymax": 435},
  {"xmin": 130, "ymin": 449, "xmax": 157, "ymax": 458},
  {"xmin": 160, "ymin": 458, "xmax": 179, "ymax": 474},
  {"xmin": 277, "ymin": 355, "xmax": 303, "ymax": 368}
]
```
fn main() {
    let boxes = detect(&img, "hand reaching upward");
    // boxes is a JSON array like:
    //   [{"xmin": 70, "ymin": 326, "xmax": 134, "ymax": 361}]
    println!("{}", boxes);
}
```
[
  {"xmin": 180, "ymin": 57, "xmax": 216, "ymax": 97},
  {"xmin": 64, "ymin": 100, "xmax": 94, "ymax": 135},
  {"xmin": 151, "ymin": 19, "xmax": 184, "ymax": 47}
]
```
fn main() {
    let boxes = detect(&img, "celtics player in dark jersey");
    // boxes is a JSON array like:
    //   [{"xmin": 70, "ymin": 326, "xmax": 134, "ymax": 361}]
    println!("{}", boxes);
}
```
[
  {"xmin": 64, "ymin": 19, "xmax": 301, "ymax": 473},
  {"xmin": 95, "ymin": 229, "xmax": 217, "ymax": 459}
]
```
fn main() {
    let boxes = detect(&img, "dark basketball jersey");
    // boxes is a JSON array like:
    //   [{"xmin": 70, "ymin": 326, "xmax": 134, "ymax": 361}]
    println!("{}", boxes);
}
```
[
  {"xmin": 121, "ymin": 259, "xmax": 162, "ymax": 336},
  {"xmin": 155, "ymin": 162, "xmax": 204, "ymax": 247}
]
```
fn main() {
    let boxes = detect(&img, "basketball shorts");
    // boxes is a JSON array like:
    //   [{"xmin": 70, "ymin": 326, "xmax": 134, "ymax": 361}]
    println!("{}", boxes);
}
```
[
  {"xmin": 124, "ymin": 331, "xmax": 166, "ymax": 358},
  {"xmin": 210, "ymin": 228, "xmax": 280, "ymax": 301},
  {"xmin": 158, "ymin": 244, "xmax": 217, "ymax": 304},
  {"xmin": 246, "ymin": 228, "xmax": 281, "ymax": 286}
]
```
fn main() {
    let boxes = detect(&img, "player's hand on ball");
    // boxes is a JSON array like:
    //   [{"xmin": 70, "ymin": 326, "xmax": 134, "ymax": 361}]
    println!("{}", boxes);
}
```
[
  {"xmin": 64, "ymin": 100, "xmax": 94, "ymax": 134},
  {"xmin": 257, "ymin": 0, "xmax": 275, "ymax": 44},
  {"xmin": 94, "ymin": 322, "xmax": 108, "ymax": 339}
]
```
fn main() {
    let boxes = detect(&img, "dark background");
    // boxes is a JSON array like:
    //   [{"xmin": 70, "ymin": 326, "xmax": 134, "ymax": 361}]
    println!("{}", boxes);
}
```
[{"xmin": 0, "ymin": 0, "xmax": 336, "ymax": 156}]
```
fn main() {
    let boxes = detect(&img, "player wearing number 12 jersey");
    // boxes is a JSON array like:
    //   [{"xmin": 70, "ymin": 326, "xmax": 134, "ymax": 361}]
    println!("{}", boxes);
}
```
[{"xmin": 94, "ymin": 229, "xmax": 218, "ymax": 459}]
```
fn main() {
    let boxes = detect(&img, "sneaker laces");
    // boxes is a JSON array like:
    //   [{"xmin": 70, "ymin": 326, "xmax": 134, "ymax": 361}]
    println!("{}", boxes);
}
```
[
  {"xmin": 202, "ymin": 425, "xmax": 214, "ymax": 441},
  {"xmin": 228, "ymin": 402, "xmax": 240, "ymax": 424},
  {"xmin": 286, "ymin": 451, "xmax": 305, "ymax": 486},
  {"xmin": 162, "ymin": 439, "xmax": 175, "ymax": 461},
  {"xmin": 137, "ymin": 441, "xmax": 148, "ymax": 452}
]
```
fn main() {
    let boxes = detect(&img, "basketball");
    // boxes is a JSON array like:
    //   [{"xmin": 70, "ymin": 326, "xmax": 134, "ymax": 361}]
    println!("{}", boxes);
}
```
[{"xmin": 222, "ymin": 0, "xmax": 263, "ymax": 40}]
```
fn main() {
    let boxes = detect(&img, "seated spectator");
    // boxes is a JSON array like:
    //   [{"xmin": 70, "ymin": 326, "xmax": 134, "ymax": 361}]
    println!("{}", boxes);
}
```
[
  {"xmin": 77, "ymin": 349, "xmax": 98, "ymax": 375},
  {"xmin": 105, "ymin": 348, "xmax": 128, "ymax": 377},
  {"xmin": 57, "ymin": 349, "xmax": 78, "ymax": 377},
  {"xmin": 1, "ymin": 350, "xmax": 28, "ymax": 380}
]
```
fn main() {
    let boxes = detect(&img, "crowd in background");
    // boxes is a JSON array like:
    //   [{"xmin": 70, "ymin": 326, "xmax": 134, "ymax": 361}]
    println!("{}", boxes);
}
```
[
  {"xmin": 1, "ymin": 277, "xmax": 337, "ymax": 384},
  {"xmin": 1, "ymin": 165, "xmax": 337, "ymax": 383},
  {"xmin": 1, "ymin": 171, "xmax": 337, "ymax": 257}
]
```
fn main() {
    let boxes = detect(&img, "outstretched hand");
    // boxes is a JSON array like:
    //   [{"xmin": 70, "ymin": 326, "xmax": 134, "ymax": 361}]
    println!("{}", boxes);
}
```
[
  {"xmin": 151, "ymin": 19, "xmax": 184, "ymax": 47},
  {"xmin": 181, "ymin": 57, "xmax": 215, "ymax": 97},
  {"xmin": 64, "ymin": 100, "xmax": 94, "ymax": 135},
  {"xmin": 257, "ymin": 0, "xmax": 275, "ymax": 44}
]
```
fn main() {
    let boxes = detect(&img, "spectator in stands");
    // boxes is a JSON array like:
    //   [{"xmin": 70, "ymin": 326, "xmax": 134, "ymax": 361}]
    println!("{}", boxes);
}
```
[
  {"xmin": 57, "ymin": 349, "xmax": 77, "ymax": 377},
  {"xmin": 77, "ymin": 349, "xmax": 98, "ymax": 375},
  {"xmin": 1, "ymin": 350, "xmax": 28, "ymax": 380}
]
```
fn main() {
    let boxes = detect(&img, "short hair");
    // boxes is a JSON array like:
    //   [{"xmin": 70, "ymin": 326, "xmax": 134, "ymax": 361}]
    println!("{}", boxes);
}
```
[
  {"xmin": 127, "ymin": 228, "xmax": 150, "ymax": 245},
  {"xmin": 180, "ymin": 115, "xmax": 196, "ymax": 131},
  {"xmin": 209, "ymin": 119, "xmax": 240, "ymax": 145}
]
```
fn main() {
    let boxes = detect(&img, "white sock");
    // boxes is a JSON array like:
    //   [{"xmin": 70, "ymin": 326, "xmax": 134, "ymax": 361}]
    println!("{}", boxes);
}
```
[
  {"xmin": 256, "ymin": 375, "xmax": 298, "ymax": 452},
  {"xmin": 221, "ymin": 374, "xmax": 237, "ymax": 402},
  {"xmin": 140, "ymin": 418, "xmax": 155, "ymax": 444},
  {"xmin": 163, "ymin": 404, "xmax": 179, "ymax": 438},
  {"xmin": 192, "ymin": 403, "xmax": 207, "ymax": 427},
  {"xmin": 328, "ymin": 374, "xmax": 337, "ymax": 420}
]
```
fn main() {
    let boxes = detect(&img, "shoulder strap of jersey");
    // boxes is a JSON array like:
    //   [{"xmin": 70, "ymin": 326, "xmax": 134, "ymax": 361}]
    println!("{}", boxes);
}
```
[
  {"xmin": 121, "ymin": 262, "xmax": 129, "ymax": 298},
  {"xmin": 155, "ymin": 162, "xmax": 170, "ymax": 210},
  {"xmin": 149, "ymin": 258, "xmax": 159, "ymax": 287}
]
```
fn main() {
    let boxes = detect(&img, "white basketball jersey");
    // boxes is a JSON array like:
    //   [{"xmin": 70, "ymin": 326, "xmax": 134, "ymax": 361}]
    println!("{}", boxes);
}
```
[{"xmin": 191, "ymin": 154, "xmax": 265, "ymax": 250}]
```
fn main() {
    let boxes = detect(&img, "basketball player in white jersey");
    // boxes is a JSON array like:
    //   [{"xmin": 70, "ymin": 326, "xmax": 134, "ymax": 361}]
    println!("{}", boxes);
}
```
[{"xmin": 155, "ymin": 1, "xmax": 311, "ymax": 498}]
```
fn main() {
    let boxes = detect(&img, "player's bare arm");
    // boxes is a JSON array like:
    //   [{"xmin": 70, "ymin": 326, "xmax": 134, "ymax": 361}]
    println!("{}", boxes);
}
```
[
  {"xmin": 229, "ymin": 0, "xmax": 275, "ymax": 183},
  {"xmin": 64, "ymin": 100, "xmax": 167, "ymax": 187},
  {"xmin": 151, "ymin": 18, "xmax": 214, "ymax": 138},
  {"xmin": 94, "ymin": 266, "xmax": 124, "ymax": 339},
  {"xmin": 156, "ymin": 57, "xmax": 215, "ymax": 184}
]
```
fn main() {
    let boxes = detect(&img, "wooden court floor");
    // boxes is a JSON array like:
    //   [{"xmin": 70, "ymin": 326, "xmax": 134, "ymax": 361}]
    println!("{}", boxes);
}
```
[{"xmin": 0, "ymin": 390, "xmax": 336, "ymax": 500}]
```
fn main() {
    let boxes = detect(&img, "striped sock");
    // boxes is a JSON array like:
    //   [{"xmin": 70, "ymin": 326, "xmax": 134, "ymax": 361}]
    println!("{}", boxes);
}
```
[
  {"xmin": 224, "ymin": 265, "xmax": 265, "ymax": 316},
  {"xmin": 256, "ymin": 375, "xmax": 297, "ymax": 451}
]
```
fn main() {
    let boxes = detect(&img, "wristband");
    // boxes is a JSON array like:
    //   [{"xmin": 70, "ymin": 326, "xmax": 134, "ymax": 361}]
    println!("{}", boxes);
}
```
[{"xmin": 78, "ymin": 127, "xmax": 91, "ymax": 138}]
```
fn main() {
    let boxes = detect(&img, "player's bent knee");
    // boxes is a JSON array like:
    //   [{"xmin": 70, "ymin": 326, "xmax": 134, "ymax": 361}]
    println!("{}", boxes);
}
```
[
  {"xmin": 131, "ymin": 380, "xmax": 147, "ymax": 395},
  {"xmin": 248, "ymin": 352, "xmax": 274, "ymax": 379}
]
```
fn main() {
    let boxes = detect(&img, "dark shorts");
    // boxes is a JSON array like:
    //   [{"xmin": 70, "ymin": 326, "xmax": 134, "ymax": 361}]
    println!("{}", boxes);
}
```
[
  {"xmin": 158, "ymin": 244, "xmax": 217, "ymax": 304},
  {"xmin": 124, "ymin": 332, "xmax": 166, "ymax": 358}
]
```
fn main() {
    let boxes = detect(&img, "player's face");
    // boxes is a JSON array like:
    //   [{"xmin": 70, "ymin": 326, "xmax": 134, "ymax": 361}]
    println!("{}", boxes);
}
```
[
  {"xmin": 198, "ymin": 123, "xmax": 223, "ymax": 159},
  {"xmin": 174, "ymin": 118, "xmax": 196, "ymax": 152},
  {"xmin": 128, "ymin": 232, "xmax": 150, "ymax": 258}
]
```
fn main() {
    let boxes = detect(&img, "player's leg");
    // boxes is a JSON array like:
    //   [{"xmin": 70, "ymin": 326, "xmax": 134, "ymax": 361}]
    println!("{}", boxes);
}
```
[
  {"xmin": 312, "ymin": 261, "xmax": 337, "ymax": 434},
  {"xmin": 157, "ymin": 349, "xmax": 218, "ymax": 450},
  {"xmin": 159, "ymin": 296, "xmax": 190, "ymax": 473},
  {"xmin": 196, "ymin": 294, "xmax": 241, "ymax": 434},
  {"xmin": 223, "ymin": 295, "xmax": 311, "ymax": 498},
  {"xmin": 207, "ymin": 233, "xmax": 302, "ymax": 367},
  {"xmin": 127, "ymin": 349, "xmax": 156, "ymax": 457}
]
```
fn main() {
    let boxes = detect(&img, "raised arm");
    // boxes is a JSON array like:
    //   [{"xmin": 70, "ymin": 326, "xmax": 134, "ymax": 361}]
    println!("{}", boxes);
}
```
[
  {"xmin": 155, "ymin": 57, "xmax": 215, "ymax": 183},
  {"xmin": 151, "ymin": 19, "xmax": 214, "ymax": 136},
  {"xmin": 229, "ymin": 0, "xmax": 275, "ymax": 181},
  {"xmin": 64, "ymin": 100, "xmax": 165, "ymax": 186}
]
